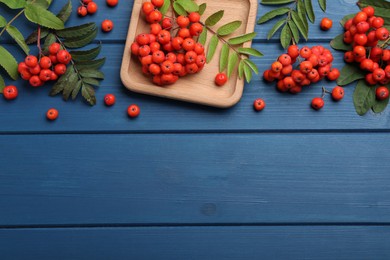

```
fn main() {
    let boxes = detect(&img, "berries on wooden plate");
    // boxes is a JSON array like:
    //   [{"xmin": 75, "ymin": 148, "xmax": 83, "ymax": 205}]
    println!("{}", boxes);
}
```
[{"xmin": 215, "ymin": 73, "xmax": 228, "ymax": 86}]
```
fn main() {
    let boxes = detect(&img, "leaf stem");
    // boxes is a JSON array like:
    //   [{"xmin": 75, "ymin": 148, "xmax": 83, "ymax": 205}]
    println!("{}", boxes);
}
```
[
  {"xmin": 37, "ymin": 26, "xmax": 42, "ymax": 57},
  {"xmin": 0, "ymin": 9, "xmax": 25, "ymax": 37},
  {"xmin": 380, "ymin": 37, "xmax": 390, "ymax": 49}
]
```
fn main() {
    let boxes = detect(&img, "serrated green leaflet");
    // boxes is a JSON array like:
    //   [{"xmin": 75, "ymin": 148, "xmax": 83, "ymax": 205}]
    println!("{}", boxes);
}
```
[
  {"xmin": 42, "ymin": 33, "xmax": 56, "ymax": 53},
  {"xmin": 318, "ymin": 0, "xmax": 326, "ymax": 12},
  {"xmin": 304, "ymin": 0, "xmax": 315, "ymax": 23},
  {"xmin": 227, "ymin": 52, "xmax": 239, "ymax": 78},
  {"xmin": 353, "ymin": 80, "xmax": 376, "ymax": 116},
  {"xmin": 6, "ymin": 25, "xmax": 30, "ymax": 55},
  {"xmin": 25, "ymin": 28, "xmax": 49, "ymax": 44},
  {"xmin": 56, "ymin": 22, "xmax": 96, "ymax": 39},
  {"xmin": 217, "ymin": 21, "xmax": 242, "ymax": 36},
  {"xmin": 82, "ymin": 84, "xmax": 96, "ymax": 106},
  {"xmin": 228, "ymin": 32, "xmax": 256, "ymax": 45},
  {"xmin": 297, "ymin": 0, "xmax": 308, "ymax": 30},
  {"xmin": 331, "ymin": 33, "xmax": 352, "ymax": 51},
  {"xmin": 198, "ymin": 3, "xmax": 206, "ymax": 15},
  {"xmin": 0, "ymin": 0, "xmax": 25, "ymax": 9},
  {"xmin": 173, "ymin": 2, "xmax": 186, "ymax": 16},
  {"xmin": 198, "ymin": 28, "xmax": 207, "ymax": 45},
  {"xmin": 63, "ymin": 27, "xmax": 98, "ymax": 48},
  {"xmin": 205, "ymin": 10, "xmax": 224, "ymax": 26},
  {"xmin": 57, "ymin": 0, "xmax": 72, "ymax": 23},
  {"xmin": 50, "ymin": 65, "xmax": 73, "ymax": 96},
  {"xmin": 267, "ymin": 18, "xmax": 285, "ymax": 40},
  {"xmin": 288, "ymin": 20, "xmax": 300, "ymax": 43},
  {"xmin": 291, "ymin": 10, "xmax": 307, "ymax": 40},
  {"xmin": 219, "ymin": 44, "xmax": 229, "ymax": 72},
  {"xmin": 79, "ymin": 69, "xmax": 104, "ymax": 79},
  {"xmin": 32, "ymin": 0, "xmax": 52, "ymax": 9},
  {"xmin": 280, "ymin": 24, "xmax": 291, "ymax": 49},
  {"xmin": 372, "ymin": 85, "xmax": 390, "ymax": 113},
  {"xmin": 0, "ymin": 45, "xmax": 18, "ymax": 80},
  {"xmin": 76, "ymin": 58, "xmax": 106, "ymax": 70},
  {"xmin": 24, "ymin": 2, "xmax": 64, "ymax": 29},
  {"xmin": 337, "ymin": 64, "xmax": 365, "ymax": 86},
  {"xmin": 0, "ymin": 15, "xmax": 6, "ymax": 27},
  {"xmin": 238, "ymin": 60, "xmax": 244, "ymax": 79},
  {"xmin": 243, "ymin": 59, "xmax": 259, "ymax": 75},
  {"xmin": 238, "ymin": 48, "xmax": 263, "ymax": 57},
  {"xmin": 243, "ymin": 63, "xmax": 252, "ymax": 83},
  {"xmin": 176, "ymin": 0, "xmax": 198, "ymax": 12},
  {"xmin": 72, "ymin": 80, "xmax": 82, "ymax": 100},
  {"xmin": 358, "ymin": 0, "xmax": 390, "ymax": 9},
  {"xmin": 70, "ymin": 45, "xmax": 101, "ymax": 62},
  {"xmin": 257, "ymin": 7, "xmax": 290, "ymax": 24},
  {"xmin": 159, "ymin": 0, "xmax": 170, "ymax": 15},
  {"xmin": 62, "ymin": 71, "xmax": 78, "ymax": 100},
  {"xmin": 82, "ymin": 77, "xmax": 100, "ymax": 86},
  {"xmin": 0, "ymin": 74, "xmax": 5, "ymax": 93},
  {"xmin": 261, "ymin": 0, "xmax": 295, "ymax": 4},
  {"xmin": 206, "ymin": 34, "xmax": 218, "ymax": 63}
]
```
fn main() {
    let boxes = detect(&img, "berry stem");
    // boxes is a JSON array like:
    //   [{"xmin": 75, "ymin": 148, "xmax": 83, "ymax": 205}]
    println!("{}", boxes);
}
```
[
  {"xmin": 37, "ymin": 25, "xmax": 43, "ymax": 57},
  {"xmin": 380, "ymin": 37, "xmax": 390, "ymax": 49}
]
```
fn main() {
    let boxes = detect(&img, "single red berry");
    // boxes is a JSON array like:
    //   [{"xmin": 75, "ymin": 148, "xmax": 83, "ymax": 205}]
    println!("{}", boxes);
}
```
[
  {"xmin": 29, "ymin": 64, "xmax": 41, "ymax": 75},
  {"xmin": 287, "ymin": 45, "xmax": 299, "ymax": 59},
  {"xmin": 320, "ymin": 17, "xmax": 333, "ymax": 30},
  {"xmin": 362, "ymin": 6, "xmax": 375, "ymax": 17},
  {"xmin": 54, "ymin": 64, "xmax": 67, "ymax": 75},
  {"xmin": 151, "ymin": 0, "xmax": 164, "ymax": 7},
  {"xmin": 331, "ymin": 86, "xmax": 345, "ymax": 101},
  {"xmin": 87, "ymin": 2, "xmax": 98, "ymax": 14},
  {"xmin": 57, "ymin": 50, "xmax": 71, "ymax": 65},
  {"xmin": 176, "ymin": 16, "xmax": 190, "ymax": 28},
  {"xmin": 253, "ymin": 98, "xmax": 266, "ymax": 111},
  {"xmin": 18, "ymin": 62, "xmax": 29, "ymax": 73},
  {"xmin": 39, "ymin": 56, "xmax": 52, "ymax": 69},
  {"xmin": 142, "ymin": 2, "xmax": 155, "ymax": 15},
  {"xmin": 39, "ymin": 69, "xmax": 52, "ymax": 82},
  {"xmin": 50, "ymin": 71, "xmax": 58, "ymax": 81},
  {"xmin": 104, "ymin": 94, "xmax": 116, "ymax": 106},
  {"xmin": 106, "ymin": 0, "xmax": 118, "ymax": 7},
  {"xmin": 376, "ymin": 86, "xmax": 389, "ymax": 101},
  {"xmin": 29, "ymin": 75, "xmax": 42, "ymax": 87},
  {"xmin": 101, "ymin": 19, "xmax": 114, "ymax": 32},
  {"xmin": 215, "ymin": 73, "xmax": 228, "ymax": 86},
  {"xmin": 376, "ymin": 27, "xmax": 389, "ymax": 41},
  {"xmin": 2, "ymin": 85, "xmax": 18, "ymax": 100},
  {"xmin": 311, "ymin": 97, "xmax": 325, "ymax": 110},
  {"xmin": 77, "ymin": 6, "xmax": 88, "ymax": 16},
  {"xmin": 46, "ymin": 108, "xmax": 59, "ymax": 121},
  {"xmin": 127, "ymin": 104, "xmax": 140, "ymax": 118},
  {"xmin": 161, "ymin": 18, "xmax": 173, "ymax": 29},
  {"xmin": 25, "ymin": 55, "xmax": 38, "ymax": 67}
]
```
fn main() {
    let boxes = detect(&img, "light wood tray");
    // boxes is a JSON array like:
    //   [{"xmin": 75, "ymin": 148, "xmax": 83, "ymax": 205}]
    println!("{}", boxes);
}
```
[{"xmin": 121, "ymin": 0, "xmax": 258, "ymax": 108}]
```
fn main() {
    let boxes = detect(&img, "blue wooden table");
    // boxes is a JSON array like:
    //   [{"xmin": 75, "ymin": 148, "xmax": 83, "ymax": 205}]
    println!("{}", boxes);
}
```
[{"xmin": 1, "ymin": 0, "xmax": 390, "ymax": 259}]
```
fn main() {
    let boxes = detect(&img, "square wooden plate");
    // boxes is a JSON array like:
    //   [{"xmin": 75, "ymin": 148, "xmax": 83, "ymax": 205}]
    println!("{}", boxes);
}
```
[{"xmin": 121, "ymin": 0, "xmax": 258, "ymax": 108}]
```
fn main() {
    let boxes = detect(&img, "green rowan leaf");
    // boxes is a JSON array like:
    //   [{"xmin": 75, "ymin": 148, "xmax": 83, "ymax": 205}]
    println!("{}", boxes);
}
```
[
  {"xmin": 198, "ymin": 28, "xmax": 207, "ymax": 45},
  {"xmin": 25, "ymin": 28, "xmax": 49, "ymax": 44},
  {"xmin": 63, "ymin": 26, "xmax": 98, "ymax": 48},
  {"xmin": 358, "ymin": 0, "xmax": 390, "ymax": 9},
  {"xmin": 261, "ymin": 0, "xmax": 295, "ymax": 4},
  {"xmin": 32, "ymin": 0, "xmax": 52, "ymax": 9},
  {"xmin": 82, "ymin": 77, "xmax": 100, "ymax": 86},
  {"xmin": 0, "ymin": 74, "xmax": 5, "ymax": 93},
  {"xmin": 57, "ymin": 0, "xmax": 72, "ymax": 23},
  {"xmin": 337, "ymin": 64, "xmax": 365, "ymax": 86},
  {"xmin": 0, "ymin": 45, "xmax": 18, "ymax": 80},
  {"xmin": 0, "ymin": 0, "xmax": 25, "ymax": 9},
  {"xmin": 372, "ymin": 85, "xmax": 390, "ymax": 113},
  {"xmin": 75, "ymin": 58, "xmax": 106, "ymax": 70},
  {"xmin": 0, "ymin": 15, "xmax": 6, "ymax": 27},
  {"xmin": 243, "ymin": 63, "xmax": 252, "ymax": 83},
  {"xmin": 257, "ymin": 7, "xmax": 290, "ymax": 24},
  {"xmin": 267, "ymin": 18, "xmax": 285, "ymax": 39},
  {"xmin": 62, "ymin": 71, "xmax": 78, "ymax": 100},
  {"xmin": 24, "ymin": 2, "xmax": 64, "ymax": 29},
  {"xmin": 280, "ymin": 24, "xmax": 292, "ymax": 49},
  {"xmin": 205, "ymin": 10, "xmax": 224, "ymax": 26},
  {"xmin": 219, "ymin": 43, "xmax": 229, "ymax": 72},
  {"xmin": 304, "ymin": 0, "xmax": 315, "ymax": 23},
  {"xmin": 79, "ymin": 69, "xmax": 104, "ymax": 79},
  {"xmin": 297, "ymin": 0, "xmax": 308, "ymax": 30},
  {"xmin": 50, "ymin": 66, "xmax": 73, "ymax": 96},
  {"xmin": 159, "ymin": 0, "xmax": 170, "ymax": 15},
  {"xmin": 318, "ymin": 0, "xmax": 326, "ymax": 12},
  {"xmin": 6, "ymin": 25, "xmax": 30, "ymax": 55},
  {"xmin": 288, "ymin": 20, "xmax": 300, "ymax": 43},
  {"xmin": 217, "ymin": 20, "xmax": 242, "ymax": 36},
  {"xmin": 243, "ymin": 59, "xmax": 259, "ymax": 74},
  {"xmin": 238, "ymin": 47, "xmax": 263, "ymax": 57},
  {"xmin": 227, "ymin": 52, "xmax": 239, "ymax": 78},
  {"xmin": 176, "ymin": 0, "xmax": 199, "ymax": 12},
  {"xmin": 71, "ymin": 80, "xmax": 82, "ymax": 100},
  {"xmin": 55, "ymin": 22, "xmax": 96, "ymax": 39},
  {"xmin": 291, "ymin": 11, "xmax": 307, "ymax": 40},
  {"xmin": 70, "ymin": 44, "xmax": 101, "ymax": 62},
  {"xmin": 353, "ymin": 79, "xmax": 376, "ymax": 116},
  {"xmin": 173, "ymin": 2, "xmax": 187, "ymax": 16},
  {"xmin": 228, "ymin": 32, "xmax": 256, "ymax": 45},
  {"xmin": 238, "ymin": 60, "xmax": 245, "ymax": 79},
  {"xmin": 198, "ymin": 3, "xmax": 206, "ymax": 15},
  {"xmin": 81, "ymin": 84, "xmax": 96, "ymax": 106},
  {"xmin": 330, "ymin": 33, "xmax": 352, "ymax": 51},
  {"xmin": 206, "ymin": 34, "xmax": 219, "ymax": 63}
]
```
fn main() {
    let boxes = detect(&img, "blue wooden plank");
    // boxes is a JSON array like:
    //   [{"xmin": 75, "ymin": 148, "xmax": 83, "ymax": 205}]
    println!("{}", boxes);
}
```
[
  {"xmin": 1, "ymin": 226, "xmax": 390, "ymax": 259},
  {"xmin": 1, "ymin": 40, "xmax": 389, "ymax": 133},
  {"xmin": 1, "ymin": 133, "xmax": 390, "ymax": 225}
]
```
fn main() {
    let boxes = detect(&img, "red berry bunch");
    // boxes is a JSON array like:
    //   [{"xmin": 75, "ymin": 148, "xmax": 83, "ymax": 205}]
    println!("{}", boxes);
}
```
[
  {"xmin": 263, "ymin": 45, "xmax": 340, "ymax": 94},
  {"xmin": 77, "ymin": 0, "xmax": 98, "ymax": 17},
  {"xmin": 343, "ymin": 6, "xmax": 390, "ymax": 86},
  {"xmin": 18, "ymin": 42, "xmax": 71, "ymax": 88},
  {"xmin": 130, "ymin": 0, "xmax": 207, "ymax": 86}
]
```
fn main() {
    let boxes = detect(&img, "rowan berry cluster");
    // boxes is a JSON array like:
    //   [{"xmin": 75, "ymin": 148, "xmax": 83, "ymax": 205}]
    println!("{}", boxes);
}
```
[
  {"xmin": 17, "ymin": 43, "xmax": 71, "ymax": 87},
  {"xmin": 342, "ymin": 6, "xmax": 390, "ymax": 93},
  {"xmin": 77, "ymin": 0, "xmax": 98, "ymax": 17},
  {"xmin": 130, "ymin": 0, "xmax": 207, "ymax": 86},
  {"xmin": 263, "ymin": 45, "xmax": 340, "ymax": 94}
]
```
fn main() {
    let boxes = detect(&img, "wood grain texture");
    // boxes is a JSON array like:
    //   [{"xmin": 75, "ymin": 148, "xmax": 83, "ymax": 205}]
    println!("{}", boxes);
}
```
[
  {"xmin": 1, "ymin": 133, "xmax": 390, "ymax": 225},
  {"xmin": 1, "ymin": 226, "xmax": 390, "ymax": 259},
  {"xmin": 121, "ymin": 0, "xmax": 258, "ymax": 108}
]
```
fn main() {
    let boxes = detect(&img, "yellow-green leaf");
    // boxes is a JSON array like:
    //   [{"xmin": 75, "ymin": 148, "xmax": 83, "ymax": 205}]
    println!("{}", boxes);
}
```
[
  {"xmin": 0, "ymin": 0, "xmax": 25, "ymax": 9},
  {"xmin": 257, "ymin": 7, "xmax": 290, "ymax": 24},
  {"xmin": 318, "ymin": 0, "xmax": 326, "ymax": 12},
  {"xmin": 198, "ymin": 28, "xmax": 207, "ymax": 45},
  {"xmin": 0, "ymin": 15, "xmax": 6, "ymax": 27},
  {"xmin": 217, "ymin": 20, "xmax": 242, "ymax": 36},
  {"xmin": 243, "ymin": 59, "xmax": 259, "ymax": 74},
  {"xmin": 291, "ymin": 10, "xmax": 307, "ymax": 40},
  {"xmin": 206, "ymin": 34, "xmax": 218, "ymax": 63},
  {"xmin": 173, "ymin": 2, "xmax": 187, "ymax": 16},
  {"xmin": 0, "ymin": 74, "xmax": 5, "ymax": 93},
  {"xmin": 227, "ymin": 52, "xmax": 239, "ymax": 78},
  {"xmin": 159, "ymin": 0, "xmax": 170, "ymax": 15},
  {"xmin": 238, "ymin": 47, "xmax": 263, "ymax": 57},
  {"xmin": 267, "ymin": 18, "xmax": 285, "ymax": 40},
  {"xmin": 219, "ymin": 43, "xmax": 229, "ymax": 72},
  {"xmin": 6, "ymin": 25, "xmax": 30, "ymax": 55},
  {"xmin": 238, "ymin": 60, "xmax": 245, "ymax": 79},
  {"xmin": 198, "ymin": 3, "xmax": 206, "ymax": 15},
  {"xmin": 243, "ymin": 62, "xmax": 252, "ymax": 83},
  {"xmin": 0, "ymin": 45, "xmax": 18, "ymax": 80},
  {"xmin": 228, "ymin": 32, "xmax": 256, "ymax": 45},
  {"xmin": 24, "ymin": 2, "xmax": 64, "ymax": 29},
  {"xmin": 261, "ymin": 0, "xmax": 295, "ymax": 4},
  {"xmin": 176, "ymin": 0, "xmax": 199, "ymax": 12},
  {"xmin": 205, "ymin": 10, "xmax": 224, "ymax": 26}
]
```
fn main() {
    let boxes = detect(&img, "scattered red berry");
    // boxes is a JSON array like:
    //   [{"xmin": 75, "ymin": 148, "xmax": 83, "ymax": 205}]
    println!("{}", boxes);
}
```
[
  {"xmin": 215, "ymin": 73, "xmax": 228, "ymax": 86},
  {"xmin": 311, "ymin": 97, "xmax": 325, "ymax": 110},
  {"xmin": 127, "ymin": 104, "xmax": 140, "ymax": 118},
  {"xmin": 376, "ymin": 86, "xmax": 389, "ymax": 101},
  {"xmin": 101, "ymin": 19, "xmax": 114, "ymax": 32},
  {"xmin": 46, "ymin": 108, "xmax": 59, "ymax": 121},
  {"xmin": 320, "ymin": 17, "xmax": 333, "ymax": 31},
  {"xmin": 2, "ymin": 85, "xmax": 18, "ymax": 100},
  {"xmin": 253, "ymin": 98, "xmax": 266, "ymax": 111},
  {"xmin": 87, "ymin": 2, "xmax": 98, "ymax": 14},
  {"xmin": 106, "ymin": 0, "xmax": 118, "ymax": 7},
  {"xmin": 104, "ymin": 94, "xmax": 116, "ymax": 106},
  {"xmin": 331, "ymin": 86, "xmax": 345, "ymax": 101}
]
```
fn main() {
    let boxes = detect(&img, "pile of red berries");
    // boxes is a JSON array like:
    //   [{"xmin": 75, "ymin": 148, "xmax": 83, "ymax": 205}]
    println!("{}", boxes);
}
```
[
  {"xmin": 130, "ymin": 0, "xmax": 207, "ymax": 86},
  {"xmin": 18, "ymin": 42, "xmax": 71, "ymax": 87},
  {"xmin": 263, "ymin": 45, "xmax": 340, "ymax": 94},
  {"xmin": 343, "ymin": 6, "xmax": 390, "ymax": 90},
  {"xmin": 77, "ymin": 0, "xmax": 98, "ymax": 17}
]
